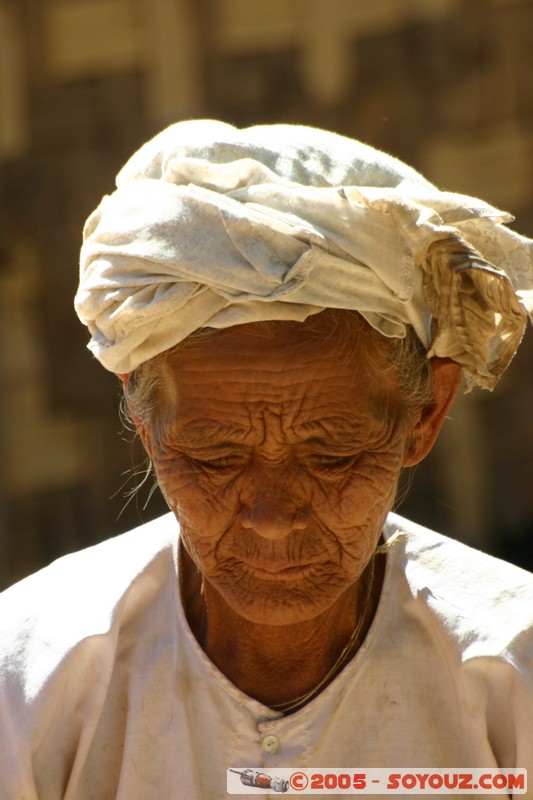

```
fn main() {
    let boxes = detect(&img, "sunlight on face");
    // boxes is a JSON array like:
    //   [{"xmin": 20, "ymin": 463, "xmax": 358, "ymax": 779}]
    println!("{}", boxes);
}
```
[{"xmin": 144, "ymin": 312, "xmax": 413, "ymax": 625}]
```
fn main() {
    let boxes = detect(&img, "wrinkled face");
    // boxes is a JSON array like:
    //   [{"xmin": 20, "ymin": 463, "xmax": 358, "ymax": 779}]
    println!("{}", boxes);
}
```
[{"xmin": 142, "ymin": 314, "xmax": 414, "ymax": 625}]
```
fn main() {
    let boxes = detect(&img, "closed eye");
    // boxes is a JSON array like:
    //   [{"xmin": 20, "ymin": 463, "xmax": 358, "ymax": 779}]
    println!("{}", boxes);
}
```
[
  {"xmin": 304, "ymin": 454, "xmax": 358, "ymax": 474},
  {"xmin": 189, "ymin": 455, "xmax": 246, "ymax": 472}
]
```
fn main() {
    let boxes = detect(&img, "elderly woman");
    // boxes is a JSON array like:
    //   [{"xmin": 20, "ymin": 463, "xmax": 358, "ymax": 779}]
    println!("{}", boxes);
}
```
[{"xmin": 1, "ymin": 121, "xmax": 533, "ymax": 799}]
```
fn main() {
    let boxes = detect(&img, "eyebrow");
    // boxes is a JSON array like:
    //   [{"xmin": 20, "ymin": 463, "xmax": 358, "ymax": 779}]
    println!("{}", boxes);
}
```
[
  {"xmin": 293, "ymin": 416, "xmax": 374, "ymax": 441},
  {"xmin": 172, "ymin": 422, "xmax": 249, "ymax": 450},
  {"xmin": 187, "ymin": 441, "xmax": 248, "ymax": 454},
  {"xmin": 172, "ymin": 412, "xmax": 385, "ymax": 449},
  {"xmin": 298, "ymin": 435, "xmax": 362, "ymax": 450}
]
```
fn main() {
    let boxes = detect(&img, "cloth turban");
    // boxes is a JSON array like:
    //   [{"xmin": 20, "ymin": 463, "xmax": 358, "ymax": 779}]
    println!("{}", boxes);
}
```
[{"xmin": 76, "ymin": 120, "xmax": 533, "ymax": 390}]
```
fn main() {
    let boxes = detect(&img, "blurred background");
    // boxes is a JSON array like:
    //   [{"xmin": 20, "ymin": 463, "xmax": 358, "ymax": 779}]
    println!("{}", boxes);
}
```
[{"xmin": 1, "ymin": 0, "xmax": 533, "ymax": 589}]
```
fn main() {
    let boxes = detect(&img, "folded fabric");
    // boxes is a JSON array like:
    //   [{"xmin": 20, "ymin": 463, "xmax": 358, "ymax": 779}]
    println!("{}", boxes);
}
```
[{"xmin": 76, "ymin": 120, "xmax": 533, "ymax": 389}]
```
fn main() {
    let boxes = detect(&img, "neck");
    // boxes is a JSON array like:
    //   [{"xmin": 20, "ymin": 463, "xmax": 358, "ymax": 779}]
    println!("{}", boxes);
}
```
[{"xmin": 180, "ymin": 544, "xmax": 384, "ymax": 710}]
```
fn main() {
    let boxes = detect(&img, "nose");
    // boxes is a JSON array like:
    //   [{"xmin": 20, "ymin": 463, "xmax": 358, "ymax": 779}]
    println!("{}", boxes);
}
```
[{"xmin": 240, "ymin": 482, "xmax": 309, "ymax": 540}]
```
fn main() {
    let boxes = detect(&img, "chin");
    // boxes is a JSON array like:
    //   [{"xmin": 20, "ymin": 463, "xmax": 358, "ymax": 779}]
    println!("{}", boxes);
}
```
[{"xmin": 222, "ymin": 581, "xmax": 342, "ymax": 626}]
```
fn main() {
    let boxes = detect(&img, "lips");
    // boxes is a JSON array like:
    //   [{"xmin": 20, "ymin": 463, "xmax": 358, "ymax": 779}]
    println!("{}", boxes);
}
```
[{"xmin": 243, "ymin": 560, "xmax": 313, "ymax": 579}]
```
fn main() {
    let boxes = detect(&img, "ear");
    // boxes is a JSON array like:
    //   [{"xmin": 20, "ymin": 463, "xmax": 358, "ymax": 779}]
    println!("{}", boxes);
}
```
[
  {"xmin": 402, "ymin": 358, "xmax": 462, "ymax": 467},
  {"xmin": 116, "ymin": 372, "xmax": 153, "ymax": 456}
]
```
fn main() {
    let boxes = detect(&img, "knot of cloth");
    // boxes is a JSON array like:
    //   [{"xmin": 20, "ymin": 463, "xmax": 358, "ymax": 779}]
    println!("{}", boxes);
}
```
[{"xmin": 76, "ymin": 120, "xmax": 533, "ymax": 389}]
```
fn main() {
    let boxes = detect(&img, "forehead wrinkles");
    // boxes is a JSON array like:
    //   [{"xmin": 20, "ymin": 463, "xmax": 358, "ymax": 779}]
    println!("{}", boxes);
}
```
[
  {"xmin": 166, "ymin": 350, "xmax": 374, "ymax": 400},
  {"xmin": 153, "ymin": 315, "xmax": 400, "ymax": 439},
  {"xmin": 161, "ymin": 373, "xmax": 343, "ymax": 439},
  {"xmin": 160, "ymin": 350, "xmax": 359, "ymax": 406},
  {"xmin": 157, "ymin": 369, "xmax": 392, "ymax": 452}
]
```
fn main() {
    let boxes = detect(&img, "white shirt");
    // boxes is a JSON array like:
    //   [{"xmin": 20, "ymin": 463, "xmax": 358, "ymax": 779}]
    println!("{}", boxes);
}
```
[{"xmin": 0, "ymin": 512, "xmax": 532, "ymax": 799}]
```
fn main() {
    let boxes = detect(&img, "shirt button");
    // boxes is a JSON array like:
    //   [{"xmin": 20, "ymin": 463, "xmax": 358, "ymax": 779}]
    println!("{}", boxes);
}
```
[{"xmin": 262, "ymin": 734, "xmax": 279, "ymax": 753}]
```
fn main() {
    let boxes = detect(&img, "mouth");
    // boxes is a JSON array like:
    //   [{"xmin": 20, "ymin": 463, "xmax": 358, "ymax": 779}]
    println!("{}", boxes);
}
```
[{"xmin": 243, "ymin": 561, "xmax": 314, "ymax": 580}]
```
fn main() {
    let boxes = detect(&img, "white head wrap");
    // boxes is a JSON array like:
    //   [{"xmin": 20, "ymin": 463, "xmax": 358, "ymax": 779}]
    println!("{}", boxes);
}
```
[{"xmin": 76, "ymin": 120, "xmax": 533, "ymax": 389}]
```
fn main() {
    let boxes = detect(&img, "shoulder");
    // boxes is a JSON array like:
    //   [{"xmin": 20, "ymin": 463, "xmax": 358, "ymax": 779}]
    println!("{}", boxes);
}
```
[
  {"xmin": 0, "ymin": 511, "xmax": 179, "ymax": 611},
  {"xmin": 0, "ymin": 513, "xmax": 180, "ymax": 685},
  {"xmin": 383, "ymin": 512, "xmax": 533, "ymax": 660},
  {"xmin": 0, "ymin": 513, "xmax": 183, "ymax": 795}
]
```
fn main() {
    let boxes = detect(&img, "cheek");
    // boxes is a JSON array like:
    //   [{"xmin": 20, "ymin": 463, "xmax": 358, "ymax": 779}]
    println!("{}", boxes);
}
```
[
  {"xmin": 309, "ymin": 449, "xmax": 403, "ymax": 572},
  {"xmin": 320, "ymin": 449, "xmax": 403, "ymax": 526},
  {"xmin": 153, "ymin": 456, "xmax": 240, "ymax": 556}
]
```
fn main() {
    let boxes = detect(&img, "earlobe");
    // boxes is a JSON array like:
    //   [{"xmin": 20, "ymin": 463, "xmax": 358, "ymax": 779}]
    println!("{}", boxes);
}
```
[{"xmin": 402, "ymin": 358, "xmax": 462, "ymax": 467}]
